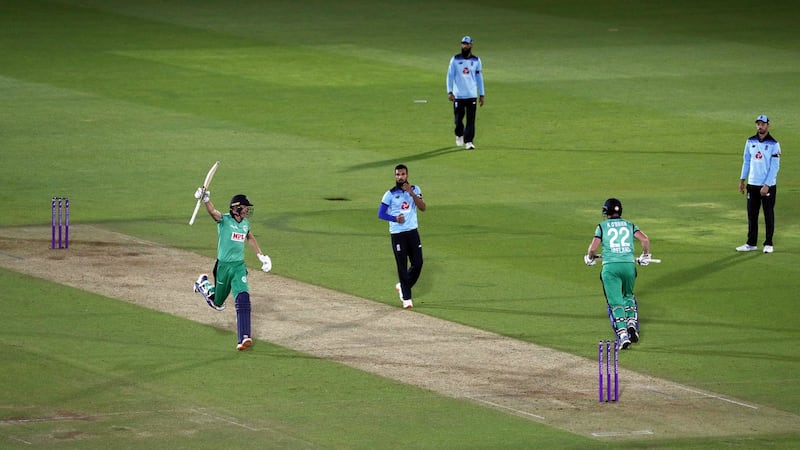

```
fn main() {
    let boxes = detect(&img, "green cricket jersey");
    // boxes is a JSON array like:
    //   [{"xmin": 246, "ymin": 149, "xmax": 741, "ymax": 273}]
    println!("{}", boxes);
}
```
[
  {"xmin": 217, "ymin": 213, "xmax": 250, "ymax": 263},
  {"xmin": 594, "ymin": 218, "xmax": 639, "ymax": 264}
]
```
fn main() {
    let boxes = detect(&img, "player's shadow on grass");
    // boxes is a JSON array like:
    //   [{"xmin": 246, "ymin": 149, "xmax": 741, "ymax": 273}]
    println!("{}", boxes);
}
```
[
  {"xmin": 344, "ymin": 146, "xmax": 465, "ymax": 172},
  {"xmin": 637, "ymin": 253, "xmax": 755, "ymax": 297}
]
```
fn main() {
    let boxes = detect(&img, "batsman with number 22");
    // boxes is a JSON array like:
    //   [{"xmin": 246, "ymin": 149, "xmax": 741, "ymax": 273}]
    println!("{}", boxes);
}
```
[
  {"xmin": 584, "ymin": 198, "xmax": 652, "ymax": 350},
  {"xmin": 193, "ymin": 189, "xmax": 272, "ymax": 351}
]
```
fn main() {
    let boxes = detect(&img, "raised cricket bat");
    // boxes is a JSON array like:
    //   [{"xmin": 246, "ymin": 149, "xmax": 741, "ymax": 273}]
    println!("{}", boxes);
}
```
[{"xmin": 189, "ymin": 161, "xmax": 220, "ymax": 225}]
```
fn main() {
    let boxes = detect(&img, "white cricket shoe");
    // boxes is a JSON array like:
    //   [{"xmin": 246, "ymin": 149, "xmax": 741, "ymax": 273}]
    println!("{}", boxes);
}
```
[
  {"xmin": 194, "ymin": 274, "xmax": 224, "ymax": 311},
  {"xmin": 618, "ymin": 332, "xmax": 631, "ymax": 350},
  {"xmin": 465, "ymin": 142, "xmax": 475, "ymax": 150},
  {"xmin": 735, "ymin": 244, "xmax": 757, "ymax": 252},
  {"xmin": 763, "ymin": 245, "xmax": 774, "ymax": 254},
  {"xmin": 455, "ymin": 136, "xmax": 464, "ymax": 146},
  {"xmin": 237, "ymin": 336, "xmax": 253, "ymax": 351},
  {"xmin": 402, "ymin": 299, "xmax": 414, "ymax": 309}
]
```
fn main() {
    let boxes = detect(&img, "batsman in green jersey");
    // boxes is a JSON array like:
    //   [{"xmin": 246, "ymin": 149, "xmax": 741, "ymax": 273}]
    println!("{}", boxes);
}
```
[
  {"xmin": 584, "ymin": 198, "xmax": 651, "ymax": 349},
  {"xmin": 193, "ymin": 191, "xmax": 272, "ymax": 351}
]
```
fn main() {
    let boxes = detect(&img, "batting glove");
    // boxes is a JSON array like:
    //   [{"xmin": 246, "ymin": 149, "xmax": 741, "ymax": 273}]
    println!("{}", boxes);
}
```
[
  {"xmin": 257, "ymin": 253, "xmax": 272, "ymax": 273},
  {"xmin": 636, "ymin": 253, "xmax": 651, "ymax": 266},
  {"xmin": 194, "ymin": 187, "xmax": 210, "ymax": 203},
  {"xmin": 584, "ymin": 254, "xmax": 597, "ymax": 266}
]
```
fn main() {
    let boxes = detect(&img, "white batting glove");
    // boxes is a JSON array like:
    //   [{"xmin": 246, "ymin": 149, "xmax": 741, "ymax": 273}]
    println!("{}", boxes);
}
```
[
  {"xmin": 636, "ymin": 253, "xmax": 651, "ymax": 266},
  {"xmin": 257, "ymin": 253, "xmax": 272, "ymax": 272},
  {"xmin": 584, "ymin": 254, "xmax": 597, "ymax": 266},
  {"xmin": 194, "ymin": 187, "xmax": 211, "ymax": 203}
]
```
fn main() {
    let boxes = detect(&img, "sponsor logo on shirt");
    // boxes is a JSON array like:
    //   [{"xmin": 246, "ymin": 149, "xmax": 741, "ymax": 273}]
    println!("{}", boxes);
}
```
[{"xmin": 231, "ymin": 231, "xmax": 246, "ymax": 242}]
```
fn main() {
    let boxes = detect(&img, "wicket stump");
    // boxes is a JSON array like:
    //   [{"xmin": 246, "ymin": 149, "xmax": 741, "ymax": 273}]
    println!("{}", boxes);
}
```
[
  {"xmin": 51, "ymin": 197, "xmax": 70, "ymax": 249},
  {"xmin": 598, "ymin": 340, "xmax": 619, "ymax": 402}
]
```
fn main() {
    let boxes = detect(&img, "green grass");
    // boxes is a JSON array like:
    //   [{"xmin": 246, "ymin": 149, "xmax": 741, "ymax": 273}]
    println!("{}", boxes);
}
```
[{"xmin": 2, "ymin": 0, "xmax": 800, "ymax": 447}]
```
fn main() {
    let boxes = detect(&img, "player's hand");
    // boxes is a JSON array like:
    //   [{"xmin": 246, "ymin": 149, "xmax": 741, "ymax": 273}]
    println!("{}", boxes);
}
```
[
  {"xmin": 584, "ymin": 254, "xmax": 597, "ymax": 266},
  {"xmin": 194, "ymin": 187, "xmax": 210, "ymax": 203},
  {"xmin": 396, "ymin": 213, "xmax": 405, "ymax": 224},
  {"xmin": 257, "ymin": 253, "xmax": 272, "ymax": 272},
  {"xmin": 636, "ymin": 253, "xmax": 651, "ymax": 266}
]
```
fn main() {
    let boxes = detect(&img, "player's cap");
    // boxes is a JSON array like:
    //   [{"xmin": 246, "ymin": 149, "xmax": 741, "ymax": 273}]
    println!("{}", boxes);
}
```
[
  {"xmin": 461, "ymin": 36, "xmax": 473, "ymax": 44},
  {"xmin": 755, "ymin": 114, "xmax": 769, "ymax": 123}
]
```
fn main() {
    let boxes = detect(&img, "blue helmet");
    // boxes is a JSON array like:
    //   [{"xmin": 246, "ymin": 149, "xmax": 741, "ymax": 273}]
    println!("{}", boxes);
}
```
[{"xmin": 602, "ymin": 198, "xmax": 622, "ymax": 217}]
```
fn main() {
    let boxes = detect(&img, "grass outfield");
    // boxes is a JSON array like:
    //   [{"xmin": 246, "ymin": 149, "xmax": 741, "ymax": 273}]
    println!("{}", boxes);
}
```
[{"xmin": 2, "ymin": 0, "xmax": 799, "ymax": 447}]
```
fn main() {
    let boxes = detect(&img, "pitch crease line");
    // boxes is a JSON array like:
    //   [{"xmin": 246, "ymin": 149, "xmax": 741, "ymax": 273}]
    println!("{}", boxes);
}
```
[
  {"xmin": 591, "ymin": 430, "xmax": 654, "ymax": 437},
  {"xmin": 192, "ymin": 409, "xmax": 260, "ymax": 431},
  {"xmin": 675, "ymin": 386, "xmax": 758, "ymax": 409},
  {"xmin": 465, "ymin": 396, "xmax": 545, "ymax": 420}
]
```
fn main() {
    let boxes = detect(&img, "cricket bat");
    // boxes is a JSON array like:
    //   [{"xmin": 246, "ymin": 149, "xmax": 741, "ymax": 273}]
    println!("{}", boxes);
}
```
[{"xmin": 189, "ymin": 161, "xmax": 220, "ymax": 225}]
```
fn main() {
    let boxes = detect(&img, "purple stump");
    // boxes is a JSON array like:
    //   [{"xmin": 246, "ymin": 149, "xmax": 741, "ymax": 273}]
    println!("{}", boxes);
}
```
[
  {"xmin": 65, "ymin": 198, "xmax": 69, "ymax": 248},
  {"xmin": 598, "ymin": 341, "xmax": 603, "ymax": 402},
  {"xmin": 606, "ymin": 340, "xmax": 611, "ymax": 402}
]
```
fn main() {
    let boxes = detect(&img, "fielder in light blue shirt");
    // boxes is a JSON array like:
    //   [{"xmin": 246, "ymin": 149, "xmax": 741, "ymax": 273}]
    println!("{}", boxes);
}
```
[
  {"xmin": 446, "ymin": 35, "xmax": 485, "ymax": 150},
  {"xmin": 377, "ymin": 164, "xmax": 426, "ymax": 309},
  {"xmin": 737, "ymin": 114, "xmax": 781, "ymax": 253}
]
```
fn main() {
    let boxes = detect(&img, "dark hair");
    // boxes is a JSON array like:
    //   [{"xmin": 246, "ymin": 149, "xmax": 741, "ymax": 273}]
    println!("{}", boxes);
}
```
[{"xmin": 395, "ymin": 164, "xmax": 408, "ymax": 172}]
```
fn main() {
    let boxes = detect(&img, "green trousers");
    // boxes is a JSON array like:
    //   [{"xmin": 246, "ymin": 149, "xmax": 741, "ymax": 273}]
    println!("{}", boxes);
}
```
[
  {"xmin": 209, "ymin": 260, "xmax": 249, "ymax": 308},
  {"xmin": 600, "ymin": 262, "xmax": 637, "ymax": 331}
]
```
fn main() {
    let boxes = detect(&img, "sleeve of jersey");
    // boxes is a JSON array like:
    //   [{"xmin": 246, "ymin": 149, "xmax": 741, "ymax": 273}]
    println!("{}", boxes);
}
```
[
  {"xmin": 766, "ymin": 142, "xmax": 781, "ymax": 184},
  {"xmin": 446, "ymin": 58, "xmax": 455, "ymax": 93},
  {"xmin": 740, "ymin": 142, "xmax": 751, "ymax": 179},
  {"xmin": 377, "ymin": 203, "xmax": 395, "ymax": 222},
  {"xmin": 476, "ymin": 59, "xmax": 485, "ymax": 96}
]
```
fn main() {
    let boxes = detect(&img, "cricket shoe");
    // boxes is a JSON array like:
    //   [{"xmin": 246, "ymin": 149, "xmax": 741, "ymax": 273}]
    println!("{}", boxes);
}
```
[
  {"xmin": 402, "ymin": 299, "xmax": 414, "ymax": 309},
  {"xmin": 617, "ymin": 331, "xmax": 632, "ymax": 350},
  {"xmin": 763, "ymin": 245, "xmax": 774, "ymax": 254},
  {"xmin": 237, "ymin": 336, "xmax": 253, "ymax": 351},
  {"xmin": 627, "ymin": 320, "xmax": 639, "ymax": 343},
  {"xmin": 465, "ymin": 142, "xmax": 475, "ymax": 150},
  {"xmin": 194, "ymin": 274, "xmax": 224, "ymax": 311},
  {"xmin": 456, "ymin": 136, "xmax": 464, "ymax": 147},
  {"xmin": 735, "ymin": 244, "xmax": 757, "ymax": 252},
  {"xmin": 395, "ymin": 282, "xmax": 403, "ymax": 300}
]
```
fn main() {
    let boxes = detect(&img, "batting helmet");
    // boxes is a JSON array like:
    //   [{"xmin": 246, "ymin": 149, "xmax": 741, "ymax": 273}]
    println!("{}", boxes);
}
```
[
  {"xmin": 602, "ymin": 198, "xmax": 622, "ymax": 217},
  {"xmin": 230, "ymin": 194, "xmax": 253, "ymax": 208}
]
